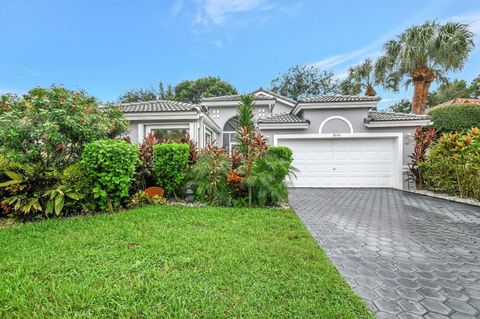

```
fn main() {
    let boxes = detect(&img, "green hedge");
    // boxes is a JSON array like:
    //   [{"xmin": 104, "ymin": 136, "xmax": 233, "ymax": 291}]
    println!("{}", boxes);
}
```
[
  {"xmin": 154, "ymin": 143, "xmax": 190, "ymax": 197},
  {"xmin": 82, "ymin": 140, "xmax": 138, "ymax": 212},
  {"xmin": 268, "ymin": 146, "xmax": 293, "ymax": 163},
  {"xmin": 429, "ymin": 104, "xmax": 480, "ymax": 133}
]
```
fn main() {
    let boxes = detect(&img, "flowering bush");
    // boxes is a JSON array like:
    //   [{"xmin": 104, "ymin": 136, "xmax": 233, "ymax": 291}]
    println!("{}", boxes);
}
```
[
  {"xmin": 0, "ymin": 86, "xmax": 127, "ymax": 167},
  {"xmin": 419, "ymin": 127, "xmax": 480, "ymax": 200},
  {"xmin": 0, "ymin": 87, "xmax": 127, "ymax": 217}
]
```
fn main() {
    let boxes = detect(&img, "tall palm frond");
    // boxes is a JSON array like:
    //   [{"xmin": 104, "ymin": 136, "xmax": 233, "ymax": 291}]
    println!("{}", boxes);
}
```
[
  {"xmin": 348, "ymin": 58, "xmax": 377, "ymax": 96},
  {"xmin": 374, "ymin": 21, "xmax": 475, "ymax": 113}
]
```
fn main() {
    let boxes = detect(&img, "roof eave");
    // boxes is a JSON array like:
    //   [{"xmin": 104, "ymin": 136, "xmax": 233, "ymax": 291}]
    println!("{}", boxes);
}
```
[
  {"xmin": 365, "ymin": 120, "xmax": 433, "ymax": 128},
  {"xmin": 251, "ymin": 88, "xmax": 297, "ymax": 107},
  {"xmin": 201, "ymin": 99, "xmax": 276, "ymax": 107},
  {"xmin": 124, "ymin": 110, "xmax": 199, "ymax": 120},
  {"xmin": 292, "ymin": 101, "xmax": 379, "ymax": 115},
  {"xmin": 258, "ymin": 122, "xmax": 309, "ymax": 130}
]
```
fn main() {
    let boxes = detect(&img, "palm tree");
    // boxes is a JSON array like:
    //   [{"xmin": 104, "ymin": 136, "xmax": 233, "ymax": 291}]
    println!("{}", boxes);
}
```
[
  {"xmin": 375, "ymin": 21, "xmax": 475, "ymax": 114},
  {"xmin": 348, "ymin": 58, "xmax": 377, "ymax": 96},
  {"xmin": 234, "ymin": 94, "xmax": 256, "ymax": 156}
]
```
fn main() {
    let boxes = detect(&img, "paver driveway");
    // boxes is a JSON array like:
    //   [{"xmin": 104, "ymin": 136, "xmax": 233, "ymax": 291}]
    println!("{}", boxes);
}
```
[{"xmin": 289, "ymin": 188, "xmax": 480, "ymax": 319}]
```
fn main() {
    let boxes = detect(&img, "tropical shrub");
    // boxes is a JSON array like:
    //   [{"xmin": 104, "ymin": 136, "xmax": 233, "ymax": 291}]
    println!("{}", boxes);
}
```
[
  {"xmin": 0, "ymin": 156, "xmax": 10, "ymax": 214},
  {"xmin": 268, "ymin": 146, "xmax": 293, "ymax": 163},
  {"xmin": 234, "ymin": 94, "xmax": 256, "ymax": 158},
  {"xmin": 188, "ymin": 140, "xmax": 294, "ymax": 207},
  {"xmin": 82, "ymin": 140, "xmax": 139, "ymax": 212},
  {"xmin": 235, "ymin": 130, "xmax": 269, "ymax": 206},
  {"xmin": 178, "ymin": 133, "xmax": 198, "ymax": 165},
  {"xmin": 0, "ymin": 87, "xmax": 127, "ymax": 217},
  {"xmin": 419, "ymin": 128, "xmax": 480, "ymax": 200},
  {"xmin": 249, "ymin": 153, "xmax": 292, "ymax": 206},
  {"xmin": 189, "ymin": 144, "xmax": 231, "ymax": 205},
  {"xmin": 0, "ymin": 157, "xmax": 82, "ymax": 217},
  {"xmin": 408, "ymin": 127, "xmax": 437, "ymax": 187},
  {"xmin": 134, "ymin": 133, "xmax": 160, "ymax": 191},
  {"xmin": 0, "ymin": 86, "xmax": 127, "ymax": 167},
  {"xmin": 61, "ymin": 162, "xmax": 96, "ymax": 214},
  {"xmin": 429, "ymin": 104, "xmax": 480, "ymax": 133},
  {"xmin": 153, "ymin": 143, "xmax": 190, "ymax": 197}
]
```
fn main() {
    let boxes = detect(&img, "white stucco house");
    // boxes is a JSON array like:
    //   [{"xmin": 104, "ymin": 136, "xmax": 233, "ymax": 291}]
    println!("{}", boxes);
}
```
[{"xmin": 120, "ymin": 88, "xmax": 431, "ymax": 189}]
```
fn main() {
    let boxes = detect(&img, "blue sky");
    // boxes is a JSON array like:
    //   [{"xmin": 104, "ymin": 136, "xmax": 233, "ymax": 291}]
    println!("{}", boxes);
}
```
[{"xmin": 1, "ymin": 0, "xmax": 479, "ymax": 109}]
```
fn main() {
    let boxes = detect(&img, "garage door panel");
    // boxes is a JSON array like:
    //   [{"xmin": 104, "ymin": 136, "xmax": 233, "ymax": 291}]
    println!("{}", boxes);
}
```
[{"xmin": 279, "ymin": 137, "xmax": 397, "ymax": 188}]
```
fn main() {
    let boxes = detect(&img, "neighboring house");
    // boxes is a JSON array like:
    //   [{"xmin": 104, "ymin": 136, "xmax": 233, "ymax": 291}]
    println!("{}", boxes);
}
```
[
  {"xmin": 120, "ymin": 88, "xmax": 431, "ymax": 189},
  {"xmin": 426, "ymin": 98, "xmax": 480, "ymax": 113}
]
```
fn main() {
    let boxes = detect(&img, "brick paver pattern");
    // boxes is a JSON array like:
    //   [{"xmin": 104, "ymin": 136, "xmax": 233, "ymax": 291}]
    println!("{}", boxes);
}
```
[{"xmin": 289, "ymin": 188, "xmax": 480, "ymax": 319}]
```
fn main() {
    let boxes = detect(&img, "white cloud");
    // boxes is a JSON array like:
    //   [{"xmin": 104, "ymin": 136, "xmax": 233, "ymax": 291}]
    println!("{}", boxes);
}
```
[
  {"xmin": 310, "ymin": 31, "xmax": 391, "ymax": 71},
  {"xmin": 313, "ymin": 49, "xmax": 372, "ymax": 70},
  {"xmin": 199, "ymin": 0, "xmax": 265, "ymax": 26},
  {"xmin": 175, "ymin": 0, "xmax": 302, "ymax": 28},
  {"xmin": 171, "ymin": 0, "xmax": 185, "ymax": 16},
  {"xmin": 311, "ymin": 10, "xmax": 480, "ymax": 76}
]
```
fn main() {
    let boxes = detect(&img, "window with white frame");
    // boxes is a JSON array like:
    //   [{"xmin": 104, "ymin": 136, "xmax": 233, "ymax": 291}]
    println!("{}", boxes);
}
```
[
  {"xmin": 223, "ymin": 117, "xmax": 238, "ymax": 154},
  {"xmin": 146, "ymin": 124, "xmax": 189, "ymax": 143},
  {"xmin": 257, "ymin": 107, "xmax": 267, "ymax": 117}
]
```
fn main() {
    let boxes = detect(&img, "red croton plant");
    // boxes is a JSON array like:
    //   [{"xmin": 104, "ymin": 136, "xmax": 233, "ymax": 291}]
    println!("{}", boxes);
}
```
[{"xmin": 408, "ymin": 127, "xmax": 437, "ymax": 187}]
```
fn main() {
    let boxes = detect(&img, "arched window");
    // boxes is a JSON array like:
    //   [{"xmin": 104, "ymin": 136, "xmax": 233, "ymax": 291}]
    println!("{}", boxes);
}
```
[{"xmin": 223, "ymin": 117, "xmax": 238, "ymax": 153}]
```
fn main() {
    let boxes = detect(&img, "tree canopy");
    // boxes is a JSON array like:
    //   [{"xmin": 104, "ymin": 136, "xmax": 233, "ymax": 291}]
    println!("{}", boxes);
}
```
[
  {"xmin": 118, "ymin": 77, "xmax": 237, "ymax": 104},
  {"xmin": 270, "ymin": 64, "xmax": 339, "ymax": 100},
  {"xmin": 174, "ymin": 76, "xmax": 238, "ymax": 104},
  {"xmin": 345, "ymin": 58, "xmax": 377, "ymax": 96},
  {"xmin": 386, "ymin": 99, "xmax": 412, "ymax": 113},
  {"xmin": 118, "ymin": 82, "xmax": 175, "ymax": 103},
  {"xmin": 0, "ymin": 86, "xmax": 127, "ymax": 168},
  {"xmin": 375, "ymin": 21, "xmax": 475, "ymax": 114},
  {"xmin": 338, "ymin": 78, "xmax": 362, "ymax": 96},
  {"xmin": 427, "ymin": 75, "xmax": 480, "ymax": 107}
]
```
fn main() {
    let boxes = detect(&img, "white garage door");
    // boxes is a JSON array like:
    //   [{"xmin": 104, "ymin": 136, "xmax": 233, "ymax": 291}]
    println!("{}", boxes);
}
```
[{"xmin": 278, "ymin": 137, "xmax": 398, "ymax": 188}]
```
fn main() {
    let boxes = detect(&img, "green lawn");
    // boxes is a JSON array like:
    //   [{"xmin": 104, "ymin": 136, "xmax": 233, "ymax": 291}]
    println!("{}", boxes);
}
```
[{"xmin": 0, "ymin": 206, "xmax": 372, "ymax": 319}]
